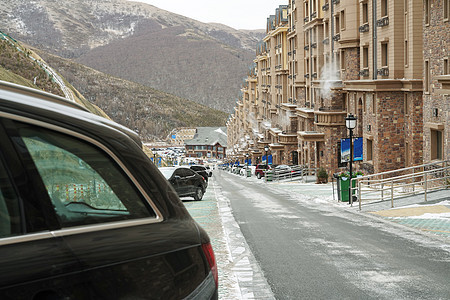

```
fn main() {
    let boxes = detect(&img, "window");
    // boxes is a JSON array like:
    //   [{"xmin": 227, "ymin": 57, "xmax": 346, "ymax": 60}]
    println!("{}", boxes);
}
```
[
  {"xmin": 363, "ymin": 3, "xmax": 369, "ymax": 23},
  {"xmin": 0, "ymin": 158, "xmax": 21, "ymax": 238},
  {"xmin": 366, "ymin": 139, "xmax": 373, "ymax": 161},
  {"xmin": 335, "ymin": 14, "xmax": 340, "ymax": 33},
  {"xmin": 405, "ymin": 40, "xmax": 409, "ymax": 66},
  {"xmin": 404, "ymin": 93, "xmax": 409, "ymax": 115},
  {"xmin": 341, "ymin": 10, "xmax": 346, "ymax": 30},
  {"xmin": 425, "ymin": 0, "xmax": 430, "ymax": 25},
  {"xmin": 363, "ymin": 47, "xmax": 369, "ymax": 68},
  {"xmin": 341, "ymin": 49, "xmax": 345, "ymax": 70},
  {"xmin": 444, "ymin": 58, "xmax": 449, "ymax": 75},
  {"xmin": 431, "ymin": 130, "xmax": 443, "ymax": 160},
  {"xmin": 381, "ymin": 43, "xmax": 388, "ymax": 67},
  {"xmin": 445, "ymin": 0, "xmax": 449, "ymax": 20},
  {"xmin": 381, "ymin": 0, "xmax": 388, "ymax": 17},
  {"xmin": 324, "ymin": 21, "xmax": 329, "ymax": 38},
  {"xmin": 425, "ymin": 60, "xmax": 430, "ymax": 93},
  {"xmin": 19, "ymin": 125, "xmax": 155, "ymax": 228}
]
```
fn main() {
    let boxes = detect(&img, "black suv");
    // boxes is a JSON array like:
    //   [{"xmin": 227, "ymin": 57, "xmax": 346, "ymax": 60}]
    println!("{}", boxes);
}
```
[
  {"xmin": 190, "ymin": 165, "xmax": 210, "ymax": 183},
  {"xmin": 160, "ymin": 167, "xmax": 207, "ymax": 201},
  {"xmin": 0, "ymin": 81, "xmax": 218, "ymax": 299}
]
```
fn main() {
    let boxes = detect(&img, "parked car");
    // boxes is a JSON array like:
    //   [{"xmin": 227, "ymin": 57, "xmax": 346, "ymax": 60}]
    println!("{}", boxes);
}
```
[
  {"xmin": 190, "ymin": 165, "xmax": 210, "ymax": 183},
  {"xmin": 255, "ymin": 164, "xmax": 272, "ymax": 179},
  {"xmin": 0, "ymin": 81, "xmax": 218, "ymax": 299},
  {"xmin": 232, "ymin": 165, "xmax": 244, "ymax": 175},
  {"xmin": 273, "ymin": 165, "xmax": 302, "ymax": 179},
  {"xmin": 205, "ymin": 165, "xmax": 213, "ymax": 177},
  {"xmin": 160, "ymin": 166, "xmax": 207, "ymax": 200},
  {"xmin": 239, "ymin": 165, "xmax": 256, "ymax": 176}
]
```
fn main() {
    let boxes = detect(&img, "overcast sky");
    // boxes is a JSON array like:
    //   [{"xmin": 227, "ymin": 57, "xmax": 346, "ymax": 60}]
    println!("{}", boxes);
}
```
[{"xmin": 129, "ymin": 0, "xmax": 283, "ymax": 30}]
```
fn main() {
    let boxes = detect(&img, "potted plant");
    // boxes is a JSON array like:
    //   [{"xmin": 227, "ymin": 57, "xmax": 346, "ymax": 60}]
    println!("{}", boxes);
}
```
[{"xmin": 317, "ymin": 167, "xmax": 328, "ymax": 184}]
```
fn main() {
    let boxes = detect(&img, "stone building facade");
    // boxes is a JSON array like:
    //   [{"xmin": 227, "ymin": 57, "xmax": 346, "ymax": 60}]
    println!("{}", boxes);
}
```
[{"xmin": 227, "ymin": 0, "xmax": 449, "ymax": 177}]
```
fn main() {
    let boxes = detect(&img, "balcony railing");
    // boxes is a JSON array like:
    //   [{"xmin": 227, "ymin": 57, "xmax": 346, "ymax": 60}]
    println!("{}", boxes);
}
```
[
  {"xmin": 332, "ymin": 0, "xmax": 340, "ymax": 4},
  {"xmin": 311, "ymin": 43, "xmax": 317, "ymax": 48},
  {"xmin": 304, "ymin": 16, "xmax": 309, "ymax": 23},
  {"xmin": 332, "ymin": 33, "xmax": 340, "ymax": 41},
  {"xmin": 359, "ymin": 69, "xmax": 369, "ymax": 77},
  {"xmin": 322, "ymin": 3, "xmax": 329, "ymax": 11},
  {"xmin": 359, "ymin": 23, "xmax": 369, "ymax": 33},
  {"xmin": 377, "ymin": 67, "xmax": 389, "ymax": 76},
  {"xmin": 323, "ymin": 38, "xmax": 329, "ymax": 44},
  {"xmin": 377, "ymin": 16, "xmax": 389, "ymax": 27},
  {"xmin": 311, "ymin": 11, "xmax": 317, "ymax": 19},
  {"xmin": 304, "ymin": 45, "xmax": 309, "ymax": 50}
]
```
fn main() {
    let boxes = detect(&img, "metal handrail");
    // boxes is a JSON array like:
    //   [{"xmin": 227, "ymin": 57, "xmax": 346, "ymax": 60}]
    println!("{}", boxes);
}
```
[{"xmin": 352, "ymin": 161, "xmax": 450, "ymax": 210}]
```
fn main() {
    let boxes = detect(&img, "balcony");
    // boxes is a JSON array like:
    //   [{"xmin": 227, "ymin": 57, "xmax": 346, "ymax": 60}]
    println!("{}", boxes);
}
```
[
  {"xmin": 304, "ymin": 45, "xmax": 310, "ymax": 50},
  {"xmin": 304, "ymin": 74, "xmax": 310, "ymax": 78},
  {"xmin": 377, "ymin": 16, "xmax": 389, "ymax": 27},
  {"xmin": 314, "ymin": 111, "xmax": 347, "ymax": 126},
  {"xmin": 332, "ymin": 34, "xmax": 340, "ymax": 41},
  {"xmin": 323, "ymin": 38, "xmax": 329, "ymax": 45},
  {"xmin": 322, "ymin": 3, "xmax": 329, "ymax": 11},
  {"xmin": 311, "ymin": 11, "xmax": 317, "ymax": 19},
  {"xmin": 304, "ymin": 16, "xmax": 309, "ymax": 23},
  {"xmin": 312, "ymin": 73, "xmax": 318, "ymax": 79},
  {"xmin": 332, "ymin": 0, "xmax": 340, "ymax": 4},
  {"xmin": 311, "ymin": 43, "xmax": 317, "ymax": 49},
  {"xmin": 359, "ymin": 23, "xmax": 369, "ymax": 33},
  {"xmin": 279, "ymin": 133, "xmax": 298, "ymax": 145}
]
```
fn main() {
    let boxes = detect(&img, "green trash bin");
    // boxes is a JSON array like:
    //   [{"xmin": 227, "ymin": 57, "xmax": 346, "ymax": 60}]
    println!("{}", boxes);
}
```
[
  {"xmin": 247, "ymin": 168, "xmax": 251, "ymax": 177},
  {"xmin": 339, "ymin": 177, "xmax": 356, "ymax": 202},
  {"xmin": 266, "ymin": 170, "xmax": 273, "ymax": 181}
]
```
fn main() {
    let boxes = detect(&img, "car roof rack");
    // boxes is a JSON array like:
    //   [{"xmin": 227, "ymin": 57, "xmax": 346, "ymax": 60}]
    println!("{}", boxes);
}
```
[{"xmin": 0, "ymin": 80, "xmax": 89, "ymax": 112}]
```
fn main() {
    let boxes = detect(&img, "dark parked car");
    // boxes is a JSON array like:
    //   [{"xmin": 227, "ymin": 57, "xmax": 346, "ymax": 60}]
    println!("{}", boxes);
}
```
[
  {"xmin": 190, "ymin": 165, "xmax": 210, "ymax": 182},
  {"xmin": 160, "ymin": 167, "xmax": 207, "ymax": 201},
  {"xmin": 255, "ymin": 164, "xmax": 271, "ymax": 179},
  {"xmin": 0, "ymin": 81, "xmax": 218, "ymax": 299}
]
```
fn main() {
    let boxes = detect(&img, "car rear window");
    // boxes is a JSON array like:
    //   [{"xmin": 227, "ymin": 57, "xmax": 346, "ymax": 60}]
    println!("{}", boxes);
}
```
[{"xmin": 17, "ymin": 125, "xmax": 156, "ymax": 227}]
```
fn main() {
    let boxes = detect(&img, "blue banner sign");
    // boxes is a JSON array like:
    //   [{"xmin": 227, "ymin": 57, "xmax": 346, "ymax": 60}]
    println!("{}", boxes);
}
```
[{"xmin": 341, "ymin": 138, "xmax": 363, "ymax": 162}]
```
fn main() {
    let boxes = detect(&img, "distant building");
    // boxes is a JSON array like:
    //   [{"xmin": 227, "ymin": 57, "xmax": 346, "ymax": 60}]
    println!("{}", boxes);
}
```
[
  {"xmin": 185, "ymin": 127, "xmax": 227, "ymax": 161},
  {"xmin": 167, "ymin": 127, "xmax": 197, "ymax": 145}
]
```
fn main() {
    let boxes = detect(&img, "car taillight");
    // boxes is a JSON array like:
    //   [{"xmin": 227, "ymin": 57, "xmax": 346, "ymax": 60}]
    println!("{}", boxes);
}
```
[{"xmin": 201, "ymin": 242, "xmax": 218, "ymax": 288}]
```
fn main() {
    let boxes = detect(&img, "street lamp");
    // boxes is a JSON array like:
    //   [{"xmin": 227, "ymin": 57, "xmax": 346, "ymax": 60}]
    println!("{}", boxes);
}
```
[
  {"xmin": 264, "ymin": 145, "xmax": 269, "ymax": 164},
  {"xmin": 245, "ymin": 153, "xmax": 249, "ymax": 177},
  {"xmin": 345, "ymin": 114, "xmax": 357, "ymax": 205}
]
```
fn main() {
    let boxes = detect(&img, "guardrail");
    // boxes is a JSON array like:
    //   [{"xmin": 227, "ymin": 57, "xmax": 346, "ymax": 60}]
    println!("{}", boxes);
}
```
[
  {"xmin": 351, "ymin": 160, "xmax": 450, "ymax": 210},
  {"xmin": 265, "ymin": 166, "xmax": 317, "ymax": 183}
]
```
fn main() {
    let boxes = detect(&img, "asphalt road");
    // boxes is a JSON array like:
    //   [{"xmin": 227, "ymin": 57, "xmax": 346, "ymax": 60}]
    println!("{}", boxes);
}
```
[{"xmin": 214, "ymin": 170, "xmax": 450, "ymax": 300}]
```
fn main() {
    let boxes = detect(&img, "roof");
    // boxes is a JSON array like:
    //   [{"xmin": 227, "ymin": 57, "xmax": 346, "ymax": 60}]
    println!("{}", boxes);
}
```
[{"xmin": 184, "ymin": 127, "xmax": 227, "ymax": 147}]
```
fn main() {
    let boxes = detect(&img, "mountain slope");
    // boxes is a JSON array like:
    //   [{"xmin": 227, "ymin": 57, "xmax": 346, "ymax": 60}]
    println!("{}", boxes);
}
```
[
  {"xmin": 0, "ymin": 0, "xmax": 264, "ymax": 112},
  {"xmin": 36, "ymin": 49, "xmax": 228, "ymax": 141}
]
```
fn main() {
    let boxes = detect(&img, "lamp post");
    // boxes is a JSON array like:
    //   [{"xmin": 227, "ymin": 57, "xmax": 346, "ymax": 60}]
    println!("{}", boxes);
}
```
[
  {"xmin": 245, "ymin": 153, "xmax": 249, "ymax": 177},
  {"xmin": 345, "ymin": 114, "xmax": 357, "ymax": 205},
  {"xmin": 264, "ymin": 145, "xmax": 269, "ymax": 165}
]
